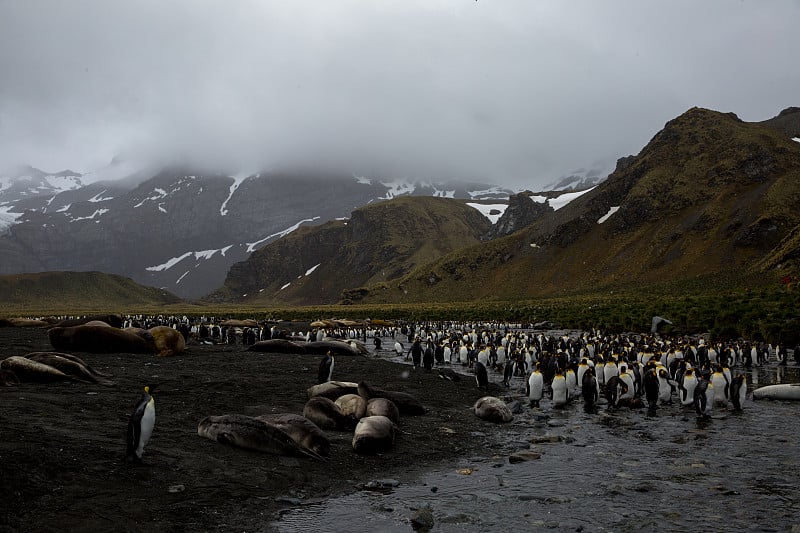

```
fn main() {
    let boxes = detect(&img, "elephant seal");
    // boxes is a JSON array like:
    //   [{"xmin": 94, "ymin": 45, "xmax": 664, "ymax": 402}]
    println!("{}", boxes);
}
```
[
  {"xmin": 365, "ymin": 397, "xmax": 400, "ymax": 425},
  {"xmin": 0, "ymin": 356, "xmax": 70, "ymax": 383},
  {"xmin": 302, "ymin": 397, "xmax": 357, "ymax": 431},
  {"xmin": 0, "ymin": 317, "xmax": 49, "ymax": 328},
  {"xmin": 357, "ymin": 381, "xmax": 427, "ymax": 416},
  {"xmin": 247, "ymin": 339, "xmax": 307, "ymax": 354},
  {"xmin": 256, "ymin": 413, "xmax": 331, "ymax": 458},
  {"xmin": 335, "ymin": 394, "xmax": 367, "ymax": 420},
  {"xmin": 473, "ymin": 396, "xmax": 514, "ymax": 423},
  {"xmin": 306, "ymin": 381, "xmax": 360, "ymax": 401},
  {"xmin": 82, "ymin": 320, "xmax": 113, "ymax": 327},
  {"xmin": 0, "ymin": 369, "xmax": 20, "ymax": 386},
  {"xmin": 352, "ymin": 415, "xmax": 396, "ymax": 455},
  {"xmin": 24, "ymin": 352, "xmax": 115, "ymax": 386},
  {"xmin": 219, "ymin": 319, "xmax": 259, "ymax": 328},
  {"xmin": 49, "ymin": 325, "xmax": 153, "ymax": 354},
  {"xmin": 148, "ymin": 326, "xmax": 186, "ymax": 357},
  {"xmin": 305, "ymin": 340, "xmax": 359, "ymax": 356},
  {"xmin": 197, "ymin": 414, "xmax": 323, "ymax": 460}
]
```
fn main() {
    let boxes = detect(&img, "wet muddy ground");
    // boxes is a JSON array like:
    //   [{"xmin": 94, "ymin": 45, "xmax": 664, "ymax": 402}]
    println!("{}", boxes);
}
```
[
  {"xmin": 2, "ymin": 326, "xmax": 800, "ymax": 532},
  {"xmin": 0, "ymin": 326, "xmax": 501, "ymax": 532}
]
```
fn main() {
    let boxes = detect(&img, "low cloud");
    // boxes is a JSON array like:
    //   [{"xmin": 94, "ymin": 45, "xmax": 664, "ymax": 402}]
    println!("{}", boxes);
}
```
[{"xmin": 1, "ymin": 0, "xmax": 797, "ymax": 187}]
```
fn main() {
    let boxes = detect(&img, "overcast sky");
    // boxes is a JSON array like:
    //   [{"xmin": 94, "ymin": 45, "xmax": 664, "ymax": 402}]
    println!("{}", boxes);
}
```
[{"xmin": 1, "ymin": 0, "xmax": 797, "ymax": 188}]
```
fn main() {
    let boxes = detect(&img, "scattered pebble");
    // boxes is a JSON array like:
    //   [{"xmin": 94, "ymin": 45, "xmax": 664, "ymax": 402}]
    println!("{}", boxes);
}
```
[
  {"xmin": 509, "ymin": 450, "xmax": 542, "ymax": 463},
  {"xmin": 410, "ymin": 507, "xmax": 434, "ymax": 531}
]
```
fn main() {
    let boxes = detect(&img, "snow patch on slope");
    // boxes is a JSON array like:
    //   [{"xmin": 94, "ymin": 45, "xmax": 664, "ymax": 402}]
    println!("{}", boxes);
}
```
[
  {"xmin": 146, "ymin": 245, "xmax": 234, "ymax": 272},
  {"xmin": 220, "ymin": 172, "xmax": 251, "ymax": 216},
  {"xmin": 70, "ymin": 209, "xmax": 109, "ymax": 222},
  {"xmin": 530, "ymin": 187, "xmax": 594, "ymax": 211},
  {"xmin": 245, "ymin": 217, "xmax": 320, "ymax": 253},
  {"xmin": 88, "ymin": 190, "xmax": 114, "ymax": 203},
  {"xmin": 466, "ymin": 203, "xmax": 508, "ymax": 224},
  {"xmin": 379, "ymin": 179, "xmax": 416, "ymax": 199},
  {"xmin": 0, "ymin": 205, "xmax": 23, "ymax": 231},
  {"xmin": 598, "ymin": 206, "xmax": 620, "ymax": 223},
  {"xmin": 468, "ymin": 186, "xmax": 509, "ymax": 200}
]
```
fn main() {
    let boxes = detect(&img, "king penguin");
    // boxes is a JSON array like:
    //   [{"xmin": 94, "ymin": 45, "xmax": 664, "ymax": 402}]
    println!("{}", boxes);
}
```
[
  {"xmin": 126, "ymin": 385, "xmax": 156, "ymax": 462},
  {"xmin": 680, "ymin": 368, "xmax": 698, "ymax": 406},
  {"xmin": 551, "ymin": 369, "xmax": 568, "ymax": 408},
  {"xmin": 730, "ymin": 373, "xmax": 747, "ymax": 411},
  {"xmin": 475, "ymin": 361, "xmax": 489, "ymax": 391},
  {"xmin": 318, "ymin": 351, "xmax": 334, "ymax": 384},
  {"xmin": 643, "ymin": 368, "xmax": 660, "ymax": 410},
  {"xmin": 581, "ymin": 366, "xmax": 599, "ymax": 410},
  {"xmin": 527, "ymin": 363, "xmax": 544, "ymax": 407}
]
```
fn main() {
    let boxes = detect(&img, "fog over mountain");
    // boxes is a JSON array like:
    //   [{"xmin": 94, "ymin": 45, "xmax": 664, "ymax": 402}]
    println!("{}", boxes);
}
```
[{"xmin": 1, "ymin": 0, "xmax": 798, "ymax": 189}]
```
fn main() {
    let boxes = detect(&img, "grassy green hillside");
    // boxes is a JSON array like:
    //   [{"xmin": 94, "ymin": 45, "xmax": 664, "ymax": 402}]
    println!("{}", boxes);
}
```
[{"xmin": 0, "ymin": 271, "xmax": 181, "ymax": 315}]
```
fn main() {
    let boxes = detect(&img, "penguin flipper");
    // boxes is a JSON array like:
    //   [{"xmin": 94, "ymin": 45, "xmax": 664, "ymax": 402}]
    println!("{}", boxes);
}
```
[{"xmin": 126, "ymin": 413, "xmax": 142, "ymax": 459}]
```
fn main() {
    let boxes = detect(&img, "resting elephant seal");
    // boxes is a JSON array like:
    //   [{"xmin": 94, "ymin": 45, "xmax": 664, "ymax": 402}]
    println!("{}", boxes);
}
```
[
  {"xmin": 24, "ymin": 352, "xmax": 115, "ymax": 385},
  {"xmin": 148, "ymin": 326, "xmax": 186, "ymax": 357},
  {"xmin": 305, "ymin": 340, "xmax": 359, "ymax": 356},
  {"xmin": 0, "ymin": 317, "xmax": 50, "ymax": 328},
  {"xmin": 365, "ymin": 398, "xmax": 400, "ymax": 425},
  {"xmin": 219, "ymin": 319, "xmax": 259, "ymax": 328},
  {"xmin": 197, "ymin": 414, "xmax": 323, "ymax": 460},
  {"xmin": 247, "ymin": 339, "xmax": 307, "ymax": 354},
  {"xmin": 302, "ymin": 397, "xmax": 357, "ymax": 431},
  {"xmin": 0, "ymin": 356, "xmax": 70, "ymax": 383},
  {"xmin": 306, "ymin": 381, "xmax": 360, "ymax": 401},
  {"xmin": 256, "ymin": 413, "xmax": 331, "ymax": 458},
  {"xmin": 49, "ymin": 324, "xmax": 153, "ymax": 354},
  {"xmin": 352, "ymin": 415, "xmax": 396, "ymax": 455},
  {"xmin": 357, "ymin": 381, "xmax": 427, "ymax": 416},
  {"xmin": 335, "ymin": 394, "xmax": 367, "ymax": 420},
  {"xmin": 473, "ymin": 396, "xmax": 513, "ymax": 423}
]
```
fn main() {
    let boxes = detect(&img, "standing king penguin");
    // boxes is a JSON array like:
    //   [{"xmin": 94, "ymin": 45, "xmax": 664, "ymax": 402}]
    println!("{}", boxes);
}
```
[
  {"xmin": 475, "ymin": 361, "xmax": 489, "ymax": 391},
  {"xmin": 126, "ymin": 385, "xmax": 156, "ymax": 462},
  {"xmin": 318, "ymin": 351, "xmax": 334, "ymax": 384}
]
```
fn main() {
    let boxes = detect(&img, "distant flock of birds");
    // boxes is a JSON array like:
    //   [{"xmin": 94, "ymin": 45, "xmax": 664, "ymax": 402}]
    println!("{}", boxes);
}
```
[{"xmin": 2, "ymin": 314, "xmax": 798, "ymax": 464}]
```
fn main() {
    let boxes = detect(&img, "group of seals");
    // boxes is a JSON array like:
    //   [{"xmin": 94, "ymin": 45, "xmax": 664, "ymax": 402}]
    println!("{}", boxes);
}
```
[
  {"xmin": 48, "ymin": 322, "xmax": 185, "ymax": 357},
  {"xmin": 300, "ymin": 378, "xmax": 426, "ymax": 454}
]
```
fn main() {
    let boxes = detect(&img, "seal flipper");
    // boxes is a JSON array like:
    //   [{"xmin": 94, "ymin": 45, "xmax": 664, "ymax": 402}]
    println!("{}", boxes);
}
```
[{"xmin": 217, "ymin": 432, "xmax": 235, "ymax": 445}]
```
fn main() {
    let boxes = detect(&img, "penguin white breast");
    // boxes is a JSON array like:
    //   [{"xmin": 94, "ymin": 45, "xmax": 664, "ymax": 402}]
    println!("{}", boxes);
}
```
[
  {"xmin": 138, "ymin": 398, "xmax": 156, "ymax": 455},
  {"xmin": 552, "ymin": 377, "xmax": 567, "ymax": 406},
  {"xmin": 528, "ymin": 373, "xmax": 543, "ymax": 400}
]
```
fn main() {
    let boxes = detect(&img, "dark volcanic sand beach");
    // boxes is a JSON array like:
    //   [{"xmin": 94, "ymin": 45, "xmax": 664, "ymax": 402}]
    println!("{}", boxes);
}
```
[{"xmin": 0, "ymin": 326, "xmax": 498, "ymax": 532}]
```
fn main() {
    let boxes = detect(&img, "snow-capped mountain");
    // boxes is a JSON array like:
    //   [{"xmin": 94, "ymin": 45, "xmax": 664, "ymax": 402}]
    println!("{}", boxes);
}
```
[
  {"xmin": 543, "ymin": 163, "xmax": 611, "ymax": 192},
  {"xmin": 0, "ymin": 166, "xmax": 516, "ymax": 298}
]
